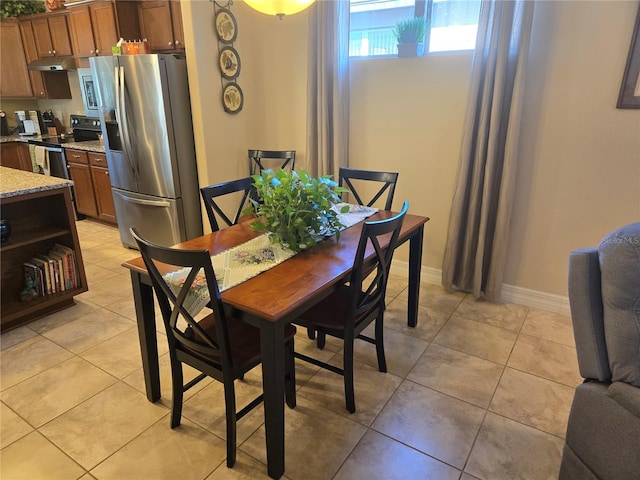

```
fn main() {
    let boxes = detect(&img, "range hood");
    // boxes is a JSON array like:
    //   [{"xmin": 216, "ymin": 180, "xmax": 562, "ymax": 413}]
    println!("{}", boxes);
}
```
[{"xmin": 28, "ymin": 56, "xmax": 77, "ymax": 72}]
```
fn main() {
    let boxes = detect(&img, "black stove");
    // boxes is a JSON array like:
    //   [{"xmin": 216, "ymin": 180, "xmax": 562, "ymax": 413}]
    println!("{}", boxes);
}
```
[
  {"xmin": 70, "ymin": 114, "xmax": 102, "ymax": 142},
  {"xmin": 27, "ymin": 114, "xmax": 102, "ymax": 147}
]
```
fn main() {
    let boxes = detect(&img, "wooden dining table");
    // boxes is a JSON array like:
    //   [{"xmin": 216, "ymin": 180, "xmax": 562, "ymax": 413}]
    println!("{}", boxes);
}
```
[{"xmin": 122, "ymin": 210, "xmax": 429, "ymax": 479}]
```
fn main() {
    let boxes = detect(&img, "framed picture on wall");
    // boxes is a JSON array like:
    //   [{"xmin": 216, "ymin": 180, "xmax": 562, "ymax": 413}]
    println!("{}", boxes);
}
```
[
  {"xmin": 617, "ymin": 5, "xmax": 640, "ymax": 108},
  {"xmin": 81, "ymin": 74, "xmax": 98, "ymax": 113}
]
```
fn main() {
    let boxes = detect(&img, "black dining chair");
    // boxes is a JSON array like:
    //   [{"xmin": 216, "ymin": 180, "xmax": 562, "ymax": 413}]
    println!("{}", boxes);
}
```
[
  {"xmin": 130, "ymin": 227, "xmax": 296, "ymax": 468},
  {"xmin": 293, "ymin": 201, "xmax": 409, "ymax": 413},
  {"xmin": 248, "ymin": 149, "xmax": 296, "ymax": 175},
  {"xmin": 304, "ymin": 166, "xmax": 400, "ymax": 342},
  {"xmin": 200, "ymin": 177, "xmax": 258, "ymax": 232},
  {"xmin": 339, "ymin": 167, "xmax": 399, "ymax": 211}
]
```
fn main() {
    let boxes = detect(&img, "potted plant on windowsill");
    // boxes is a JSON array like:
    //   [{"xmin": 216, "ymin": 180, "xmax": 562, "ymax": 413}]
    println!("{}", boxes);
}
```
[
  {"xmin": 394, "ymin": 16, "xmax": 427, "ymax": 57},
  {"xmin": 244, "ymin": 169, "xmax": 350, "ymax": 253}
]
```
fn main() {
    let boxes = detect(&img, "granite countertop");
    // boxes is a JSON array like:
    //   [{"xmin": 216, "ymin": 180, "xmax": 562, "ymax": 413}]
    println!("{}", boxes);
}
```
[
  {"xmin": 1, "ymin": 135, "xmax": 31, "ymax": 144},
  {"xmin": 0, "ymin": 166, "xmax": 73, "ymax": 199},
  {"xmin": 0, "ymin": 135, "xmax": 105, "ymax": 154}
]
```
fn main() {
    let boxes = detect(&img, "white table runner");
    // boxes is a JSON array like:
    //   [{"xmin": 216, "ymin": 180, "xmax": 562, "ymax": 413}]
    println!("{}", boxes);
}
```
[{"xmin": 163, "ymin": 203, "xmax": 378, "ymax": 316}]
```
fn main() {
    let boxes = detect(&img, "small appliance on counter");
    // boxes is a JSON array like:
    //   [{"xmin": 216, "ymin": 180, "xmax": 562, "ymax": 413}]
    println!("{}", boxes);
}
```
[{"xmin": 15, "ymin": 110, "xmax": 45, "ymax": 136}]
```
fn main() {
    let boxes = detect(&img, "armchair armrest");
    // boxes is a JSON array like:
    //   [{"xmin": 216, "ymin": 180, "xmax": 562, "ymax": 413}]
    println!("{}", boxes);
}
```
[{"xmin": 568, "ymin": 248, "xmax": 611, "ymax": 381}]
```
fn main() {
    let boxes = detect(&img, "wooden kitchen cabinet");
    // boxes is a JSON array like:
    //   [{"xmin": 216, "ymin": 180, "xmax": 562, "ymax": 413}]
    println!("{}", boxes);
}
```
[
  {"xmin": 137, "ymin": 0, "xmax": 184, "ymax": 52},
  {"xmin": 0, "ymin": 20, "xmax": 33, "ymax": 98},
  {"xmin": 88, "ymin": 152, "xmax": 116, "ymax": 223},
  {"xmin": 0, "ymin": 143, "xmax": 33, "ymax": 172},
  {"xmin": 19, "ymin": 18, "xmax": 72, "ymax": 99},
  {"xmin": 31, "ymin": 11, "xmax": 73, "ymax": 58},
  {"xmin": 65, "ymin": 149, "xmax": 98, "ymax": 217},
  {"xmin": 68, "ymin": 0, "xmax": 140, "ymax": 59},
  {"xmin": 65, "ymin": 149, "xmax": 116, "ymax": 224},
  {"xmin": 0, "ymin": 172, "xmax": 88, "ymax": 332}
]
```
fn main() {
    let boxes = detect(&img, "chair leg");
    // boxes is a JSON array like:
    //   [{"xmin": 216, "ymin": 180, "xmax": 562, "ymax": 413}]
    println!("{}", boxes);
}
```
[
  {"xmin": 285, "ymin": 339, "xmax": 296, "ymax": 409},
  {"xmin": 306, "ymin": 327, "xmax": 316, "ymax": 340},
  {"xmin": 170, "ymin": 359, "xmax": 184, "ymax": 428},
  {"xmin": 375, "ymin": 315, "xmax": 387, "ymax": 373},
  {"xmin": 223, "ymin": 379, "xmax": 237, "ymax": 467},
  {"xmin": 344, "ymin": 340, "xmax": 356, "ymax": 413}
]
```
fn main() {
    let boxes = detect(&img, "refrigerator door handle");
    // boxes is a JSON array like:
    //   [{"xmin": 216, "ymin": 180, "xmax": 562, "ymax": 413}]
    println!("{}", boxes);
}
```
[
  {"xmin": 121, "ymin": 196, "xmax": 171, "ymax": 208},
  {"xmin": 117, "ymin": 65, "xmax": 137, "ymax": 183}
]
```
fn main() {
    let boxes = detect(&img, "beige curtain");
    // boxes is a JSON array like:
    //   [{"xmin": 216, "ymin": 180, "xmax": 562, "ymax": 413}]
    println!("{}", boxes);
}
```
[
  {"xmin": 305, "ymin": 0, "xmax": 350, "ymax": 177},
  {"xmin": 442, "ymin": 0, "xmax": 535, "ymax": 301}
]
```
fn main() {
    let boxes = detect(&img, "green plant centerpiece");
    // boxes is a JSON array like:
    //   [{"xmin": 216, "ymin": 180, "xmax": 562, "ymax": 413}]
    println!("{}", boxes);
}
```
[
  {"xmin": 245, "ymin": 169, "xmax": 350, "ymax": 253},
  {"xmin": 1, "ymin": 1, "xmax": 46, "ymax": 18},
  {"xmin": 393, "ymin": 16, "xmax": 427, "ymax": 57}
]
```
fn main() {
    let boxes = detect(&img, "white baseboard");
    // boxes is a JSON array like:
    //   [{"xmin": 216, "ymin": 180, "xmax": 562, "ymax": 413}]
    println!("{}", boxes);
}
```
[{"xmin": 390, "ymin": 260, "xmax": 570, "ymax": 315}]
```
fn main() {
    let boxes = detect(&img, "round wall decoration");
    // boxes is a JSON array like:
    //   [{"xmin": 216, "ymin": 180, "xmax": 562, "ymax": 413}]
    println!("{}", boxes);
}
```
[
  {"xmin": 222, "ymin": 83, "xmax": 244, "ymax": 114},
  {"xmin": 219, "ymin": 46, "xmax": 241, "ymax": 80},
  {"xmin": 214, "ymin": 8, "xmax": 238, "ymax": 44}
]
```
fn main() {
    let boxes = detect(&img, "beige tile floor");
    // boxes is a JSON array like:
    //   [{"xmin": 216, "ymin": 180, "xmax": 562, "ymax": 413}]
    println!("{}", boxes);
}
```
[{"xmin": 1, "ymin": 219, "xmax": 581, "ymax": 480}]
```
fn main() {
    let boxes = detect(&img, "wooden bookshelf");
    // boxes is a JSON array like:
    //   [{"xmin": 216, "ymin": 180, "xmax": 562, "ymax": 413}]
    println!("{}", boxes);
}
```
[{"xmin": 1, "ymin": 168, "xmax": 88, "ymax": 331}]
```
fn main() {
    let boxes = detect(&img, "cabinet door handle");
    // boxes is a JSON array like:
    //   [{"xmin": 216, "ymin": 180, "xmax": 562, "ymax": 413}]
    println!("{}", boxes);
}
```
[
  {"xmin": 95, "ymin": 49, "xmax": 100, "ymax": 54},
  {"xmin": 105, "ymin": 171, "xmax": 109, "ymax": 175},
  {"xmin": 174, "ymin": 40, "xmax": 180, "ymax": 46},
  {"xmin": 168, "ymin": 41, "xmax": 173, "ymax": 47},
  {"xmin": 52, "ymin": 49, "xmax": 56, "ymax": 55},
  {"xmin": 92, "ymin": 158, "xmax": 102, "ymax": 162},
  {"xmin": 90, "ymin": 49, "xmax": 95, "ymax": 54},
  {"xmin": 48, "ymin": 50, "xmax": 52, "ymax": 55},
  {"xmin": 71, "ymin": 154, "xmax": 81, "ymax": 159}
]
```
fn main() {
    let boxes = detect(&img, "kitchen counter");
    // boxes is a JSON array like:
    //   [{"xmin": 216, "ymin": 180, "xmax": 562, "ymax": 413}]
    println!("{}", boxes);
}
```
[
  {"xmin": 0, "ymin": 166, "xmax": 73, "ymax": 199},
  {"xmin": 0, "ymin": 134, "xmax": 30, "ymax": 144},
  {"xmin": 0, "ymin": 135, "xmax": 105, "ymax": 154},
  {"xmin": 62, "ymin": 140, "xmax": 105, "ymax": 153}
]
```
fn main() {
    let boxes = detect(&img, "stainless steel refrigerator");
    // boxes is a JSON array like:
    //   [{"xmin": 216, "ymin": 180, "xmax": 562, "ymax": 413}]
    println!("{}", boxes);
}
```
[{"xmin": 89, "ymin": 54, "xmax": 202, "ymax": 249}]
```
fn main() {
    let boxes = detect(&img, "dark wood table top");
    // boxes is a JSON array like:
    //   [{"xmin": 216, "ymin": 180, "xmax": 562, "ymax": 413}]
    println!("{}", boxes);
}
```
[{"xmin": 122, "ymin": 211, "xmax": 429, "ymax": 323}]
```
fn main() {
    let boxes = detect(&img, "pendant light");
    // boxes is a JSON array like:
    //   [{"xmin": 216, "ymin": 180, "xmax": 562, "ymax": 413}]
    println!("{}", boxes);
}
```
[{"xmin": 244, "ymin": 0, "xmax": 315, "ymax": 19}]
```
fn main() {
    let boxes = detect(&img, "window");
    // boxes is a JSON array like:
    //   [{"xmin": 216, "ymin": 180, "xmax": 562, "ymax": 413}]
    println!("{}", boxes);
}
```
[{"xmin": 349, "ymin": 0, "xmax": 481, "ymax": 57}]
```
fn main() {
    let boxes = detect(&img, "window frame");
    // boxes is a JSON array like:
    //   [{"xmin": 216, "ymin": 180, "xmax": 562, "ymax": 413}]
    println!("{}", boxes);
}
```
[{"xmin": 349, "ymin": 0, "xmax": 481, "ymax": 58}]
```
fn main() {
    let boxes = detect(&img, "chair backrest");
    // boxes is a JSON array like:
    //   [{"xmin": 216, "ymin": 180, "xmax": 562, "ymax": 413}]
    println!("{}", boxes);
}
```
[
  {"xmin": 339, "ymin": 167, "xmax": 399, "ymax": 211},
  {"xmin": 348, "ymin": 201, "xmax": 408, "ymax": 325},
  {"xmin": 200, "ymin": 177, "xmax": 257, "ymax": 232},
  {"xmin": 248, "ymin": 149, "xmax": 296, "ymax": 175},
  {"xmin": 130, "ymin": 227, "xmax": 233, "ymax": 373}
]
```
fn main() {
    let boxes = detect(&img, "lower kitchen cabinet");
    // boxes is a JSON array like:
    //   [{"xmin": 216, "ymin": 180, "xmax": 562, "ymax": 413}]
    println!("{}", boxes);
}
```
[
  {"xmin": 89, "ymin": 152, "xmax": 117, "ymax": 223},
  {"xmin": 0, "ymin": 143, "xmax": 33, "ymax": 172},
  {"xmin": 66, "ymin": 148, "xmax": 116, "ymax": 224},
  {"xmin": 66, "ymin": 149, "xmax": 98, "ymax": 217}
]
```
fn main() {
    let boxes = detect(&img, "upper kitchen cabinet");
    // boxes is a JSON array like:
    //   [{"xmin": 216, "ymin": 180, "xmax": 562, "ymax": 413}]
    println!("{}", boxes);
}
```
[
  {"xmin": 67, "ymin": 0, "xmax": 140, "ymax": 60},
  {"xmin": 19, "ymin": 18, "xmax": 72, "ymax": 99},
  {"xmin": 0, "ymin": 18, "xmax": 70, "ymax": 99},
  {"xmin": 137, "ymin": 1, "xmax": 184, "ymax": 52},
  {"xmin": 31, "ymin": 11, "xmax": 73, "ymax": 58},
  {"xmin": 0, "ymin": 20, "xmax": 34, "ymax": 98}
]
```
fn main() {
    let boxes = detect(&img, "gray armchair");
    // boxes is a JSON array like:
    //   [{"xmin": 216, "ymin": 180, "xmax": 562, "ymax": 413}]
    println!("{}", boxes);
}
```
[{"xmin": 559, "ymin": 222, "xmax": 640, "ymax": 480}]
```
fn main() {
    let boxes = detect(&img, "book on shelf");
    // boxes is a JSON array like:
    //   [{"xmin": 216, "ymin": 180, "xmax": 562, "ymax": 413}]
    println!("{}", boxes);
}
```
[
  {"xmin": 48, "ymin": 252, "xmax": 66, "ymax": 292},
  {"xmin": 28, "ymin": 245, "xmax": 79, "ymax": 296},
  {"xmin": 35, "ymin": 255, "xmax": 54, "ymax": 294},
  {"xmin": 52, "ymin": 243, "xmax": 77, "ymax": 289}
]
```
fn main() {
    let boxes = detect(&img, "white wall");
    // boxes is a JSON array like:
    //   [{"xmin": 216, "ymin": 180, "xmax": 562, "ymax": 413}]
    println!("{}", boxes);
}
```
[
  {"xmin": 182, "ymin": 0, "xmax": 640, "ymax": 299},
  {"xmin": 505, "ymin": 0, "xmax": 640, "ymax": 295}
]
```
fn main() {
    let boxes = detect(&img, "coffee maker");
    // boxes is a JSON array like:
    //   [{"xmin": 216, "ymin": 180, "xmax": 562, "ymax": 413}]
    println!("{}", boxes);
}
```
[{"xmin": 15, "ymin": 110, "xmax": 44, "ymax": 136}]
